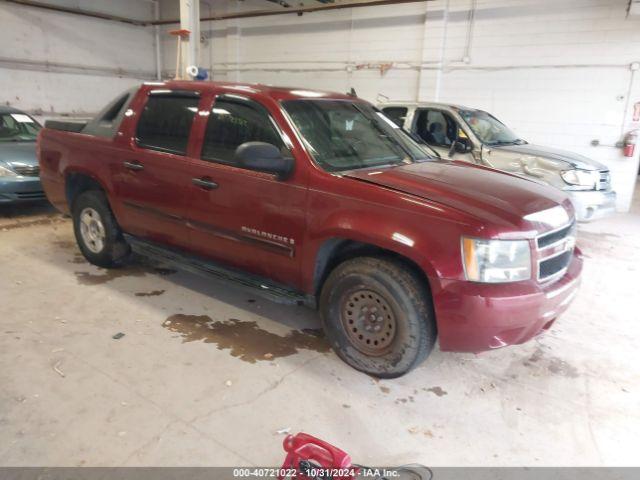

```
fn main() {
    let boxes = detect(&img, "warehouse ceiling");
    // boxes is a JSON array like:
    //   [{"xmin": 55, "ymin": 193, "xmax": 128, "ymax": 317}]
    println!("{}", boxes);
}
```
[{"xmin": 4, "ymin": 0, "xmax": 431, "ymax": 26}]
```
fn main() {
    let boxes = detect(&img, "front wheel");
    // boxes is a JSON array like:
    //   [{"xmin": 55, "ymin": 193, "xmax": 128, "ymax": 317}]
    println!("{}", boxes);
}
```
[{"xmin": 319, "ymin": 256, "xmax": 436, "ymax": 378}]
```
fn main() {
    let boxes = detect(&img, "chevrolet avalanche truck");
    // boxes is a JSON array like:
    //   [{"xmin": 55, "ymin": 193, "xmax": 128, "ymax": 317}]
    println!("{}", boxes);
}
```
[
  {"xmin": 380, "ymin": 102, "xmax": 616, "ymax": 222},
  {"xmin": 38, "ymin": 82, "xmax": 583, "ymax": 377}
]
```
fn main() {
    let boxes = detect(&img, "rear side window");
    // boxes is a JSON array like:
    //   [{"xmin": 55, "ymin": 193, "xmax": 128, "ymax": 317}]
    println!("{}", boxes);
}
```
[
  {"xmin": 381, "ymin": 107, "xmax": 408, "ymax": 127},
  {"xmin": 82, "ymin": 87, "xmax": 136, "ymax": 138},
  {"xmin": 101, "ymin": 94, "xmax": 129, "ymax": 123},
  {"xmin": 201, "ymin": 98, "xmax": 284, "ymax": 165},
  {"xmin": 136, "ymin": 95, "xmax": 199, "ymax": 155}
]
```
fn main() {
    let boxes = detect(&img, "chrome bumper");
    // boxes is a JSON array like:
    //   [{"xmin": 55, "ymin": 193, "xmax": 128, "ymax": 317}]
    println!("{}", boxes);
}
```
[{"xmin": 568, "ymin": 189, "xmax": 617, "ymax": 222}]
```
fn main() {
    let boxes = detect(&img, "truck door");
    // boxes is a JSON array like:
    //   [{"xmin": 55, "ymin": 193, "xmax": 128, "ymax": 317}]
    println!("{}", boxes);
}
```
[
  {"xmin": 111, "ymin": 89, "xmax": 202, "ymax": 249},
  {"xmin": 413, "ymin": 108, "xmax": 476, "ymax": 162},
  {"xmin": 184, "ymin": 94, "xmax": 307, "ymax": 288}
]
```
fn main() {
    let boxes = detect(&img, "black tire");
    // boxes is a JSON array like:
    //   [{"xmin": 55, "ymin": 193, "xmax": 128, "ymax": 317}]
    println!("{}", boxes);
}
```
[
  {"xmin": 72, "ymin": 190, "xmax": 130, "ymax": 268},
  {"xmin": 320, "ymin": 256, "xmax": 436, "ymax": 378}
]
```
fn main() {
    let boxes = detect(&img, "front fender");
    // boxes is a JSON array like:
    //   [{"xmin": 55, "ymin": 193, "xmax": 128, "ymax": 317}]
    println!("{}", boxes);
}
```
[{"xmin": 302, "ymin": 208, "xmax": 461, "ymax": 295}]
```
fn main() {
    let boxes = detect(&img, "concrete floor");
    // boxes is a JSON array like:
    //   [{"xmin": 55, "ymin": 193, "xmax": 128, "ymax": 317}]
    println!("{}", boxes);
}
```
[{"xmin": 1, "ymin": 184, "xmax": 639, "ymax": 467}]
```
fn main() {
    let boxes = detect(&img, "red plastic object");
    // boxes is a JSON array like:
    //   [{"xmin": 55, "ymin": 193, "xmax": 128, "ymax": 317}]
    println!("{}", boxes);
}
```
[
  {"xmin": 279, "ymin": 433, "xmax": 358, "ymax": 480},
  {"xmin": 169, "ymin": 28, "xmax": 190, "ymax": 38},
  {"xmin": 623, "ymin": 129, "xmax": 637, "ymax": 157}
]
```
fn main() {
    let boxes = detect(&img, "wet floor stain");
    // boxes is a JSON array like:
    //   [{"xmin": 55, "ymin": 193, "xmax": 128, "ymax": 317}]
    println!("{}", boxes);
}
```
[
  {"xmin": 69, "ymin": 254, "xmax": 88, "ymax": 264},
  {"xmin": 547, "ymin": 358, "xmax": 579, "ymax": 378},
  {"xmin": 53, "ymin": 240, "xmax": 88, "ymax": 264},
  {"xmin": 75, "ymin": 265, "xmax": 176, "ymax": 286},
  {"xmin": 395, "ymin": 396, "xmax": 415, "ymax": 404},
  {"xmin": 135, "ymin": 289, "xmax": 166, "ymax": 297},
  {"xmin": 0, "ymin": 215, "xmax": 67, "ymax": 231},
  {"xmin": 75, "ymin": 268, "xmax": 147, "ymax": 285},
  {"xmin": 53, "ymin": 239, "xmax": 77, "ymax": 250},
  {"xmin": 162, "ymin": 314, "xmax": 330, "ymax": 363},
  {"xmin": 524, "ymin": 348, "xmax": 579, "ymax": 378},
  {"xmin": 425, "ymin": 386, "xmax": 448, "ymax": 397}
]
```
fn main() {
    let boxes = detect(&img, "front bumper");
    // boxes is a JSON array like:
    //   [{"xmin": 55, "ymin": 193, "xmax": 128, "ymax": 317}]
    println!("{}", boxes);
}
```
[
  {"xmin": 433, "ymin": 249, "xmax": 583, "ymax": 353},
  {"xmin": 568, "ymin": 189, "xmax": 617, "ymax": 222},
  {"xmin": 0, "ymin": 176, "xmax": 46, "ymax": 204}
]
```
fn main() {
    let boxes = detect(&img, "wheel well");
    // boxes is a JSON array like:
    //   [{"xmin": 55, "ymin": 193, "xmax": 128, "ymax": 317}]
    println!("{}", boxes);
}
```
[
  {"xmin": 65, "ymin": 173, "xmax": 104, "ymax": 209},
  {"xmin": 313, "ymin": 238, "xmax": 432, "ymax": 297}
]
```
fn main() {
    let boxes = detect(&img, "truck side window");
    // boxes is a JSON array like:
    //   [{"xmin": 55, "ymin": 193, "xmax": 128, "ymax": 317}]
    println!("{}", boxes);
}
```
[
  {"xmin": 136, "ymin": 95, "xmax": 199, "ymax": 155},
  {"xmin": 381, "ymin": 107, "xmax": 408, "ymax": 127},
  {"xmin": 201, "ymin": 98, "xmax": 284, "ymax": 166},
  {"xmin": 100, "ymin": 94, "xmax": 129, "ymax": 123},
  {"xmin": 414, "ymin": 109, "xmax": 457, "ymax": 147}
]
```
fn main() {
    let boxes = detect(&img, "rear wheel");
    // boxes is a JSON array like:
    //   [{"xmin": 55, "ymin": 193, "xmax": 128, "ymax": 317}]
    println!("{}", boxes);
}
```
[
  {"xmin": 320, "ymin": 256, "xmax": 436, "ymax": 378},
  {"xmin": 72, "ymin": 190, "xmax": 130, "ymax": 268}
]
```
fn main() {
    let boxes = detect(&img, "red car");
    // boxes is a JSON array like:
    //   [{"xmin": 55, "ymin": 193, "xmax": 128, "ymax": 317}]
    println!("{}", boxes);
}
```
[{"xmin": 38, "ymin": 81, "xmax": 582, "ymax": 377}]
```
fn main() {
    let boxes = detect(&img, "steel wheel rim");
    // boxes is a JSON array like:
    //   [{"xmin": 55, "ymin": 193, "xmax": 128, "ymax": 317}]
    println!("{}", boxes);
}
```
[
  {"xmin": 79, "ymin": 207, "xmax": 106, "ymax": 254},
  {"xmin": 341, "ymin": 288, "xmax": 396, "ymax": 356}
]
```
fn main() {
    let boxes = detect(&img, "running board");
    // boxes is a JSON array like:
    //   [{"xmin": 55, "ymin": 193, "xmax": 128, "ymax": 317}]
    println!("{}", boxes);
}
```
[{"xmin": 125, "ymin": 235, "xmax": 315, "ymax": 308}]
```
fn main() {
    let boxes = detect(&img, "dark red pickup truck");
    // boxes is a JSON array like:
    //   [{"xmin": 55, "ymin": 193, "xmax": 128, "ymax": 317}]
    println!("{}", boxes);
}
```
[{"xmin": 38, "ymin": 81, "xmax": 582, "ymax": 377}]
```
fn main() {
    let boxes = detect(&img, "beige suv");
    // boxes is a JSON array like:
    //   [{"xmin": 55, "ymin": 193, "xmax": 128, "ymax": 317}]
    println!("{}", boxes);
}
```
[{"xmin": 379, "ymin": 102, "xmax": 616, "ymax": 222}]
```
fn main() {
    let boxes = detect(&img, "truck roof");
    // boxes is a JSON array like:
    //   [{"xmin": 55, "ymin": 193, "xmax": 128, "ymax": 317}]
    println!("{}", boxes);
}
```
[
  {"xmin": 379, "ymin": 101, "xmax": 477, "ymax": 111},
  {"xmin": 144, "ymin": 80, "xmax": 356, "ymax": 102}
]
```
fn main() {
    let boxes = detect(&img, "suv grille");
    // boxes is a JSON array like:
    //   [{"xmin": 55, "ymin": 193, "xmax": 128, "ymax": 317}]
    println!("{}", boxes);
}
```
[
  {"xmin": 536, "ymin": 221, "xmax": 576, "ymax": 282},
  {"xmin": 539, "ymin": 251, "xmax": 572, "ymax": 279},
  {"xmin": 11, "ymin": 164, "xmax": 40, "ymax": 177},
  {"xmin": 597, "ymin": 170, "xmax": 610, "ymax": 190},
  {"xmin": 537, "ymin": 222, "xmax": 574, "ymax": 249}
]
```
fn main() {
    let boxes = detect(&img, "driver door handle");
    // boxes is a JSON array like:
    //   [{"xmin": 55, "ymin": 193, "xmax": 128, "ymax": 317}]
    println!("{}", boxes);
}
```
[
  {"xmin": 123, "ymin": 161, "xmax": 144, "ymax": 171},
  {"xmin": 192, "ymin": 177, "xmax": 218, "ymax": 190}
]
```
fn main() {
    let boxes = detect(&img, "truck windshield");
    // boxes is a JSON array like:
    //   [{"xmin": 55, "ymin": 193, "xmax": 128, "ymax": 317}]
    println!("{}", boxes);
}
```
[
  {"xmin": 282, "ymin": 100, "xmax": 432, "ymax": 172},
  {"xmin": 0, "ymin": 113, "xmax": 41, "ymax": 142},
  {"xmin": 458, "ymin": 109, "xmax": 525, "ymax": 146}
]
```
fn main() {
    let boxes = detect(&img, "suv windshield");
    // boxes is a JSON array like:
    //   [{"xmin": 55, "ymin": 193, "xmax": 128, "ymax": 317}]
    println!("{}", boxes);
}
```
[
  {"xmin": 282, "ymin": 100, "xmax": 432, "ymax": 172},
  {"xmin": 0, "ymin": 113, "xmax": 41, "ymax": 142},
  {"xmin": 458, "ymin": 109, "xmax": 525, "ymax": 146}
]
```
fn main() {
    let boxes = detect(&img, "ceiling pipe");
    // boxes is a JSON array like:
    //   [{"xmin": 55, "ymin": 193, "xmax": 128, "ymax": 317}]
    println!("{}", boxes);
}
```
[
  {"xmin": 151, "ymin": 0, "xmax": 431, "ymax": 26},
  {"xmin": 3, "ymin": 0, "xmax": 147, "ymax": 26}
]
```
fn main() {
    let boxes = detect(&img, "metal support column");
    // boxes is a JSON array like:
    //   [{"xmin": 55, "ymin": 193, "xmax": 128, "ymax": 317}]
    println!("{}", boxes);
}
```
[{"xmin": 179, "ymin": 0, "xmax": 200, "ymax": 79}]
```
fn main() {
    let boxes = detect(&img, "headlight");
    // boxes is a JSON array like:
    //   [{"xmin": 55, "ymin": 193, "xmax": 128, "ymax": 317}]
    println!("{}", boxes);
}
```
[
  {"xmin": 0, "ymin": 165, "xmax": 17, "ymax": 177},
  {"xmin": 560, "ymin": 169, "xmax": 598, "ymax": 189},
  {"xmin": 462, "ymin": 237, "xmax": 531, "ymax": 283}
]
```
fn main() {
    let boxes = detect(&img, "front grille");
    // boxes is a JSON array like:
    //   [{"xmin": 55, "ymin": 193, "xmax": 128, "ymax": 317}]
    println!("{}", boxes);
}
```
[
  {"xmin": 15, "ymin": 191, "xmax": 46, "ymax": 199},
  {"xmin": 11, "ymin": 164, "xmax": 40, "ymax": 177},
  {"xmin": 539, "ymin": 250, "xmax": 572, "ymax": 279},
  {"xmin": 537, "ymin": 221, "xmax": 575, "ymax": 249},
  {"xmin": 536, "ymin": 221, "xmax": 576, "ymax": 282},
  {"xmin": 597, "ymin": 170, "xmax": 610, "ymax": 190}
]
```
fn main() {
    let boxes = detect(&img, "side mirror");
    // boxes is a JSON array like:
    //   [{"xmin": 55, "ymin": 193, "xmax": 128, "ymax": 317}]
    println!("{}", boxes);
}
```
[
  {"xmin": 454, "ymin": 138, "xmax": 472, "ymax": 154},
  {"xmin": 234, "ymin": 142, "xmax": 293, "ymax": 179}
]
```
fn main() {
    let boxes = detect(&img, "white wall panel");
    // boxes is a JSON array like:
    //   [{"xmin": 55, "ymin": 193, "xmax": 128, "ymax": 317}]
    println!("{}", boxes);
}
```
[
  {"xmin": 161, "ymin": 0, "xmax": 639, "ymax": 211},
  {"xmin": 0, "ymin": 0, "xmax": 157, "ymax": 115}
]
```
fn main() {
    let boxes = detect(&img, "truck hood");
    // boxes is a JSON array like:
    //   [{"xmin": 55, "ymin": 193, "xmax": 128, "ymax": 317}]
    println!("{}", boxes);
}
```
[
  {"xmin": 0, "ymin": 142, "xmax": 38, "ymax": 167},
  {"xmin": 493, "ymin": 143, "xmax": 607, "ymax": 171},
  {"xmin": 343, "ymin": 160, "xmax": 571, "ymax": 232}
]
